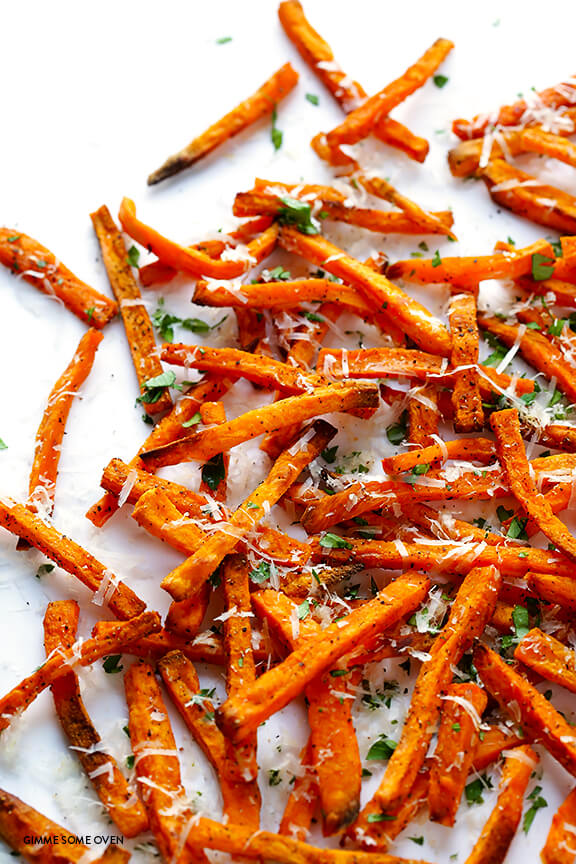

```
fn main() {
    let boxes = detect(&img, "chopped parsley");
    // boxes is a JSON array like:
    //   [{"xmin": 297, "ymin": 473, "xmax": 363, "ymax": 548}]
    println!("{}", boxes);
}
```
[
  {"xmin": 249, "ymin": 561, "xmax": 275, "ymax": 584},
  {"xmin": 297, "ymin": 600, "xmax": 310, "ymax": 620},
  {"xmin": 321, "ymin": 445, "xmax": 338, "ymax": 464},
  {"xmin": 410, "ymin": 837, "xmax": 424, "ymax": 846},
  {"xmin": 431, "ymin": 250, "xmax": 442, "ymax": 268},
  {"xmin": 266, "ymin": 265, "xmax": 292, "ymax": 281},
  {"xmin": 496, "ymin": 505, "xmax": 514, "ymax": 522},
  {"xmin": 386, "ymin": 414, "xmax": 408, "ymax": 445},
  {"xmin": 277, "ymin": 197, "xmax": 320, "ymax": 235},
  {"xmin": 182, "ymin": 412, "xmax": 202, "ymax": 428},
  {"xmin": 305, "ymin": 93, "xmax": 319, "ymax": 105},
  {"xmin": 465, "ymin": 774, "xmax": 493, "ymax": 805},
  {"xmin": 201, "ymin": 452, "xmax": 226, "ymax": 491},
  {"xmin": 531, "ymin": 253, "xmax": 555, "ymax": 281},
  {"xmin": 137, "ymin": 370, "xmax": 177, "ymax": 404},
  {"xmin": 433, "ymin": 74, "xmax": 449, "ymax": 88},
  {"xmin": 366, "ymin": 736, "xmax": 397, "ymax": 761},
  {"xmin": 216, "ymin": 36, "xmax": 232, "ymax": 44},
  {"xmin": 412, "ymin": 463, "xmax": 430, "ymax": 476},
  {"xmin": 548, "ymin": 318, "xmax": 567, "ymax": 337},
  {"xmin": 367, "ymin": 812, "xmax": 396, "ymax": 823},
  {"xmin": 0, "ymin": 438, "xmax": 7, "ymax": 451},
  {"xmin": 271, "ymin": 107, "xmax": 283, "ymax": 151},
  {"xmin": 103, "ymin": 655, "xmax": 124, "ymax": 674},
  {"xmin": 268, "ymin": 769, "xmax": 282, "ymax": 786},
  {"xmin": 126, "ymin": 755, "xmax": 135, "ymax": 770},
  {"xmin": 506, "ymin": 516, "xmax": 528, "ymax": 541},
  {"xmin": 127, "ymin": 246, "xmax": 140, "ymax": 268},
  {"xmin": 512, "ymin": 604, "xmax": 530, "ymax": 641},
  {"xmin": 153, "ymin": 298, "xmax": 227, "ymax": 342},
  {"xmin": 319, "ymin": 532, "xmax": 353, "ymax": 550},
  {"xmin": 523, "ymin": 786, "xmax": 547, "ymax": 833}
]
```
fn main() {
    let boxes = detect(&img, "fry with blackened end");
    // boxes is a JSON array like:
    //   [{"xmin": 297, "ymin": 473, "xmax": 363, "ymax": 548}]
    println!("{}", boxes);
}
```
[
  {"xmin": 161, "ymin": 420, "xmax": 336, "ymax": 601},
  {"xmin": 325, "ymin": 38, "xmax": 454, "ymax": 148},
  {"xmin": 464, "ymin": 746, "xmax": 538, "ymax": 864},
  {"xmin": 479, "ymin": 316, "xmax": 576, "ymax": 403},
  {"xmin": 91, "ymin": 205, "xmax": 171, "ymax": 414},
  {"xmin": 140, "ymin": 383, "xmax": 377, "ymax": 468},
  {"xmin": 449, "ymin": 293, "xmax": 483, "ymax": 432},
  {"xmin": 514, "ymin": 627, "xmax": 576, "ymax": 694},
  {"xmin": 87, "ymin": 376, "xmax": 231, "ymax": 527},
  {"xmin": 0, "ymin": 786, "xmax": 131, "ymax": 864},
  {"xmin": 346, "ymin": 770, "xmax": 429, "ymax": 852},
  {"xmin": 119, "ymin": 198, "xmax": 278, "ymax": 279},
  {"xmin": 0, "ymin": 228, "xmax": 117, "ymax": 328},
  {"xmin": 124, "ymin": 661, "xmax": 207, "ymax": 864},
  {"xmin": 26, "ymin": 328, "xmax": 103, "ymax": 524},
  {"xmin": 475, "ymin": 641, "xmax": 576, "ymax": 777},
  {"xmin": 279, "ymin": 227, "xmax": 452, "ymax": 356},
  {"xmin": 0, "ymin": 497, "xmax": 146, "ymax": 620},
  {"xmin": 372, "ymin": 566, "xmax": 500, "ymax": 813},
  {"xmin": 43, "ymin": 601, "xmax": 148, "ymax": 838},
  {"xmin": 481, "ymin": 159, "xmax": 576, "ymax": 233},
  {"xmin": 216, "ymin": 572, "xmax": 429, "ymax": 742},
  {"xmin": 491, "ymin": 408, "xmax": 576, "ymax": 563},
  {"xmin": 541, "ymin": 786, "xmax": 576, "ymax": 864},
  {"xmin": 148, "ymin": 63, "xmax": 298, "ymax": 184},
  {"xmin": 0, "ymin": 611, "xmax": 160, "ymax": 732},
  {"xmin": 428, "ymin": 682, "xmax": 487, "ymax": 826},
  {"xmin": 388, "ymin": 239, "xmax": 554, "ymax": 287}
]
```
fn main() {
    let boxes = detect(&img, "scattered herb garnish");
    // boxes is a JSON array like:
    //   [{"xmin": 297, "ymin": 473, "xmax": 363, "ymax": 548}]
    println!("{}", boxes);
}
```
[
  {"xmin": 319, "ymin": 532, "xmax": 353, "ymax": 550},
  {"xmin": 103, "ymin": 655, "xmax": 124, "ymax": 674},
  {"xmin": 531, "ymin": 253, "xmax": 555, "ymax": 281},
  {"xmin": 306, "ymin": 93, "xmax": 319, "ymax": 105},
  {"xmin": 271, "ymin": 107, "xmax": 283, "ymax": 151}
]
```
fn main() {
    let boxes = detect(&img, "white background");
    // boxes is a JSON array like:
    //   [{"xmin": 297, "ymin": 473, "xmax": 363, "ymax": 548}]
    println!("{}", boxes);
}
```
[{"xmin": 2, "ymin": 1, "xmax": 576, "ymax": 862}]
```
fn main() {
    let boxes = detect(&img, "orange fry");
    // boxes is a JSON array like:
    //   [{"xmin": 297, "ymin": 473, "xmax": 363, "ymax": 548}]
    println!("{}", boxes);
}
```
[
  {"xmin": 0, "ymin": 497, "xmax": 146, "ymax": 620},
  {"xmin": 475, "ymin": 641, "xmax": 576, "ymax": 777},
  {"xmin": 216, "ymin": 572, "xmax": 430, "ymax": 742},
  {"xmin": 279, "ymin": 227, "xmax": 452, "ymax": 356},
  {"xmin": 91, "ymin": 205, "xmax": 172, "ymax": 414},
  {"xmin": 0, "ymin": 228, "xmax": 117, "ymax": 328},
  {"xmin": 449, "ymin": 293, "xmax": 483, "ymax": 432},
  {"xmin": 43, "ymin": 601, "xmax": 148, "ymax": 838},
  {"xmin": 383, "ymin": 437, "xmax": 495, "ymax": 474},
  {"xmin": 119, "ymin": 198, "xmax": 278, "ymax": 279},
  {"xmin": 541, "ymin": 786, "xmax": 576, "ymax": 864},
  {"xmin": 514, "ymin": 627, "xmax": 576, "ymax": 693},
  {"xmin": 358, "ymin": 174, "xmax": 455, "ymax": 239},
  {"xmin": 407, "ymin": 384, "xmax": 439, "ymax": 447},
  {"xmin": 348, "ymin": 770, "xmax": 430, "ymax": 853},
  {"xmin": 148, "ymin": 63, "xmax": 298, "ymax": 184},
  {"xmin": 526, "ymin": 570, "xmax": 576, "ymax": 612},
  {"xmin": 279, "ymin": 739, "xmax": 319, "ymax": 842},
  {"xmin": 464, "ymin": 746, "xmax": 538, "ymax": 864},
  {"xmin": 27, "ymin": 328, "xmax": 103, "ymax": 522}
]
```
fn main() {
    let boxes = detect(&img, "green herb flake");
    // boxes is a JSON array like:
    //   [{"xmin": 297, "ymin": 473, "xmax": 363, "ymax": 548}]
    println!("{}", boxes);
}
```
[
  {"xmin": 386, "ymin": 415, "xmax": 408, "ymax": 445},
  {"xmin": 506, "ymin": 516, "xmax": 529, "ymax": 541},
  {"xmin": 268, "ymin": 769, "xmax": 282, "ymax": 786},
  {"xmin": 366, "ymin": 736, "xmax": 397, "ymax": 761},
  {"xmin": 126, "ymin": 755, "xmax": 135, "ymax": 769},
  {"xmin": 433, "ymin": 74, "xmax": 449, "ymax": 88},
  {"xmin": 0, "ymin": 438, "xmax": 7, "ymax": 450},
  {"xmin": 321, "ymin": 445, "xmax": 338, "ymax": 464},
  {"xmin": 271, "ymin": 107, "xmax": 283, "ymax": 151},
  {"xmin": 367, "ymin": 812, "xmax": 396, "ymax": 823},
  {"xmin": 319, "ymin": 532, "xmax": 353, "ymax": 550},
  {"xmin": 201, "ymin": 452, "xmax": 226, "ymax": 491},
  {"xmin": 36, "ymin": 564, "xmax": 55, "ymax": 579},
  {"xmin": 267, "ymin": 265, "xmax": 292, "ymax": 281},
  {"xmin": 249, "ymin": 561, "xmax": 273, "ymax": 584},
  {"xmin": 512, "ymin": 605, "xmax": 530, "ymax": 640},
  {"xmin": 85, "ymin": 307, "xmax": 95, "ymax": 322},
  {"xmin": 496, "ymin": 505, "xmax": 514, "ymax": 523},
  {"xmin": 465, "ymin": 774, "xmax": 492, "ymax": 805},
  {"xmin": 412, "ymin": 463, "xmax": 430, "ymax": 476},
  {"xmin": 452, "ymin": 722, "xmax": 461, "ymax": 732},
  {"xmin": 127, "ymin": 246, "xmax": 140, "ymax": 268},
  {"xmin": 431, "ymin": 250, "xmax": 442, "ymax": 268},
  {"xmin": 410, "ymin": 837, "xmax": 424, "ymax": 846},
  {"xmin": 306, "ymin": 93, "xmax": 319, "ymax": 105},
  {"xmin": 216, "ymin": 36, "xmax": 232, "ymax": 44},
  {"xmin": 103, "ymin": 655, "xmax": 124, "ymax": 674},
  {"xmin": 531, "ymin": 253, "xmax": 555, "ymax": 281},
  {"xmin": 523, "ymin": 786, "xmax": 548, "ymax": 833},
  {"xmin": 182, "ymin": 412, "xmax": 202, "ymax": 428},
  {"xmin": 548, "ymin": 318, "xmax": 567, "ymax": 337},
  {"xmin": 277, "ymin": 196, "xmax": 320, "ymax": 235},
  {"xmin": 297, "ymin": 600, "xmax": 310, "ymax": 620}
]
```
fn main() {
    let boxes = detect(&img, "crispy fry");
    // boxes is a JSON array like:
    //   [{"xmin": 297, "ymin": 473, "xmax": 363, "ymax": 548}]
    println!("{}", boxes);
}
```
[
  {"xmin": 119, "ymin": 198, "xmax": 278, "ymax": 279},
  {"xmin": 383, "ymin": 437, "xmax": 495, "ymax": 474},
  {"xmin": 0, "ymin": 787, "xmax": 130, "ymax": 864},
  {"xmin": 449, "ymin": 292, "xmax": 483, "ymax": 432},
  {"xmin": 371, "ymin": 567, "xmax": 500, "ymax": 813},
  {"xmin": 279, "ymin": 738, "xmax": 319, "ymax": 842},
  {"xmin": 198, "ymin": 401, "xmax": 229, "ymax": 501},
  {"xmin": 526, "ymin": 570, "xmax": 576, "ymax": 612},
  {"xmin": 491, "ymin": 408, "xmax": 576, "ymax": 563},
  {"xmin": 0, "ymin": 497, "xmax": 146, "ymax": 620},
  {"xmin": 541, "ymin": 786, "xmax": 576, "ymax": 864},
  {"xmin": 279, "ymin": 227, "xmax": 452, "ymax": 356},
  {"xmin": 148, "ymin": 64, "xmax": 298, "ymax": 184},
  {"xmin": 475, "ymin": 641, "xmax": 576, "ymax": 777},
  {"xmin": 514, "ymin": 627, "xmax": 576, "ymax": 693},
  {"xmin": 100, "ymin": 457, "xmax": 208, "ymax": 517},
  {"xmin": 348, "ymin": 770, "xmax": 429, "ymax": 853},
  {"xmin": 140, "ymin": 383, "xmax": 377, "ymax": 469},
  {"xmin": 358, "ymin": 174, "xmax": 456, "ymax": 239},
  {"xmin": 407, "ymin": 385, "xmax": 439, "ymax": 447},
  {"xmin": 43, "ymin": 601, "xmax": 148, "ymax": 837},
  {"xmin": 324, "ymin": 38, "xmax": 454, "ymax": 148},
  {"xmin": 87, "ymin": 376, "xmax": 231, "ymax": 527},
  {"xmin": 463, "ymin": 746, "xmax": 537, "ymax": 864},
  {"xmin": 388, "ymin": 239, "xmax": 554, "ymax": 287},
  {"xmin": 471, "ymin": 727, "xmax": 530, "ymax": 772},
  {"xmin": 0, "ymin": 228, "xmax": 117, "ymax": 328},
  {"xmin": 481, "ymin": 159, "xmax": 576, "ymax": 233},
  {"xmin": 91, "ymin": 205, "xmax": 171, "ymax": 415},
  {"xmin": 448, "ymin": 127, "xmax": 576, "ymax": 177},
  {"xmin": 26, "ymin": 328, "xmax": 103, "ymax": 525},
  {"xmin": 479, "ymin": 316, "xmax": 576, "ymax": 403},
  {"xmin": 161, "ymin": 420, "xmax": 336, "ymax": 601},
  {"xmin": 0, "ymin": 611, "xmax": 160, "ymax": 732},
  {"xmin": 124, "ymin": 661, "xmax": 206, "ymax": 864},
  {"xmin": 428, "ymin": 682, "xmax": 487, "ymax": 826},
  {"xmin": 132, "ymin": 487, "xmax": 206, "ymax": 555},
  {"xmin": 251, "ymin": 589, "xmax": 361, "ymax": 835},
  {"xmin": 373, "ymin": 115, "xmax": 429, "ymax": 162},
  {"xmin": 215, "ymin": 572, "xmax": 430, "ymax": 742}
]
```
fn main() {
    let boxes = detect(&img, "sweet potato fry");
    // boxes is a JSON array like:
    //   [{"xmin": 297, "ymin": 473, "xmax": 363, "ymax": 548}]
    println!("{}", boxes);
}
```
[
  {"xmin": 526, "ymin": 570, "xmax": 576, "ymax": 612},
  {"xmin": 0, "ymin": 497, "xmax": 146, "ymax": 620},
  {"xmin": 449, "ymin": 293, "xmax": 483, "ymax": 432},
  {"xmin": 407, "ymin": 385, "xmax": 439, "ymax": 447},
  {"xmin": 373, "ymin": 115, "xmax": 430, "ymax": 162},
  {"xmin": 0, "ymin": 228, "xmax": 117, "ymax": 328},
  {"xmin": 0, "ymin": 610, "xmax": 160, "ymax": 732},
  {"xmin": 215, "ymin": 571, "xmax": 429, "ymax": 742},
  {"xmin": 119, "ymin": 199, "xmax": 278, "ymax": 279},
  {"xmin": 514, "ymin": 627, "xmax": 576, "ymax": 693},
  {"xmin": 132, "ymin": 487, "xmax": 206, "ymax": 555},
  {"xmin": 0, "ymin": 787, "xmax": 130, "ymax": 864},
  {"xmin": 279, "ymin": 739, "xmax": 319, "ymax": 842},
  {"xmin": 251, "ymin": 588, "xmax": 361, "ymax": 835},
  {"xmin": 463, "ymin": 746, "xmax": 538, "ymax": 864},
  {"xmin": 279, "ymin": 227, "xmax": 452, "ymax": 356},
  {"xmin": 87, "ymin": 376, "xmax": 231, "ymax": 527},
  {"xmin": 194, "ymin": 277, "xmax": 372, "ymax": 318},
  {"xmin": 481, "ymin": 159, "xmax": 576, "ymax": 233},
  {"xmin": 25, "ymin": 328, "xmax": 103, "ymax": 525},
  {"xmin": 161, "ymin": 420, "xmax": 336, "ymax": 601},
  {"xmin": 148, "ymin": 63, "xmax": 298, "ymax": 184},
  {"xmin": 541, "ymin": 786, "xmax": 576, "ymax": 864},
  {"xmin": 453, "ymin": 78, "xmax": 576, "ymax": 139},
  {"xmin": 91, "ymin": 205, "xmax": 172, "ymax": 414},
  {"xmin": 140, "ymin": 383, "xmax": 377, "ymax": 468},
  {"xmin": 124, "ymin": 661, "xmax": 207, "ymax": 864},
  {"xmin": 358, "ymin": 174, "xmax": 456, "ymax": 239},
  {"xmin": 428, "ymin": 682, "xmax": 487, "ymax": 826},
  {"xmin": 448, "ymin": 127, "xmax": 576, "ymax": 178},
  {"xmin": 161, "ymin": 344, "xmax": 323, "ymax": 393},
  {"xmin": 198, "ymin": 401, "xmax": 228, "ymax": 501},
  {"xmin": 325, "ymin": 38, "xmax": 454, "ymax": 148},
  {"xmin": 475, "ymin": 641, "xmax": 576, "ymax": 777},
  {"xmin": 43, "ymin": 601, "xmax": 148, "ymax": 837},
  {"xmin": 491, "ymin": 408, "xmax": 576, "ymax": 563},
  {"xmin": 471, "ymin": 726, "xmax": 530, "ymax": 772},
  {"xmin": 388, "ymin": 239, "xmax": 554, "ymax": 287},
  {"xmin": 383, "ymin": 437, "xmax": 495, "ymax": 474},
  {"xmin": 371, "ymin": 566, "xmax": 500, "ymax": 813},
  {"xmin": 100, "ymin": 457, "xmax": 208, "ymax": 518}
]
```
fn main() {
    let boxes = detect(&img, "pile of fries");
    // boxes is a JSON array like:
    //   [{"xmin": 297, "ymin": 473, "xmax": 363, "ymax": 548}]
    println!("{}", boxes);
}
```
[{"xmin": 4, "ymin": 3, "xmax": 576, "ymax": 863}]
